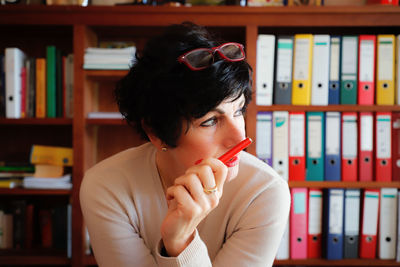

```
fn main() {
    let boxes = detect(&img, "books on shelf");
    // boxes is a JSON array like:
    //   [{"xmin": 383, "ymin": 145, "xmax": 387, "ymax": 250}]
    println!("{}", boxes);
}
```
[
  {"xmin": 83, "ymin": 46, "xmax": 136, "ymax": 70},
  {"xmin": 23, "ymin": 174, "xmax": 72, "ymax": 189},
  {"xmin": 1, "ymin": 46, "xmax": 74, "ymax": 119},
  {"xmin": 87, "ymin": 111, "xmax": 123, "ymax": 119}
]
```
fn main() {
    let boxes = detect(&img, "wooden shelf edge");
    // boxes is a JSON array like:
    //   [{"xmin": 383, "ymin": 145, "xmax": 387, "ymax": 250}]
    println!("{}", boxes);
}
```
[
  {"xmin": 84, "ymin": 255, "xmax": 97, "ymax": 266},
  {"xmin": 85, "ymin": 69, "xmax": 128, "ymax": 81},
  {"xmin": 86, "ymin": 118, "xmax": 126, "ymax": 125},
  {"xmin": 274, "ymin": 258, "xmax": 400, "ymax": 266},
  {"xmin": 0, "ymin": 188, "xmax": 72, "ymax": 195},
  {"xmin": 257, "ymin": 105, "xmax": 400, "ymax": 112},
  {"xmin": 289, "ymin": 181, "xmax": 400, "ymax": 188},
  {"xmin": 0, "ymin": 118, "xmax": 73, "ymax": 125}
]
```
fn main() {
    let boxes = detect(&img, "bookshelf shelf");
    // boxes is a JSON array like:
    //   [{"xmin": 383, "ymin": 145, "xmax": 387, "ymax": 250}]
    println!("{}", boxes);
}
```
[
  {"xmin": 85, "ymin": 69, "xmax": 127, "ymax": 81},
  {"xmin": 85, "ymin": 118, "xmax": 125, "ymax": 125},
  {"xmin": 0, "ymin": 118, "xmax": 73, "ymax": 125},
  {"xmin": 0, "ymin": 249, "xmax": 70, "ymax": 265},
  {"xmin": 257, "ymin": 105, "xmax": 400, "ymax": 112},
  {"xmin": 0, "ymin": 188, "xmax": 72, "ymax": 196},
  {"xmin": 275, "ymin": 259, "xmax": 400, "ymax": 266},
  {"xmin": 289, "ymin": 181, "xmax": 400, "ymax": 189}
]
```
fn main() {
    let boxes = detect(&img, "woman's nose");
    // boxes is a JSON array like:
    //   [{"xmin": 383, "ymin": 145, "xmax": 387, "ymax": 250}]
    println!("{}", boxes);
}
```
[{"xmin": 223, "ymin": 117, "xmax": 245, "ymax": 148}]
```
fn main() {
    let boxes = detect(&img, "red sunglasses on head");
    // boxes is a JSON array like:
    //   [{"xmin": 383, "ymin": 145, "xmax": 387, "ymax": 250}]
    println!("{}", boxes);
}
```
[{"xmin": 177, "ymin": 42, "xmax": 246, "ymax": 71}]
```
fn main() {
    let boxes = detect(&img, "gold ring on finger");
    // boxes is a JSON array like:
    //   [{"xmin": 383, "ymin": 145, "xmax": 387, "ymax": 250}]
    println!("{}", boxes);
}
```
[{"xmin": 203, "ymin": 185, "xmax": 218, "ymax": 194}]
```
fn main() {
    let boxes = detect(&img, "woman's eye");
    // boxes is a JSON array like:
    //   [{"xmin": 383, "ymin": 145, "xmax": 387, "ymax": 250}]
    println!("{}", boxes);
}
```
[
  {"xmin": 234, "ymin": 107, "xmax": 246, "ymax": 117},
  {"xmin": 200, "ymin": 117, "xmax": 218, "ymax": 127}
]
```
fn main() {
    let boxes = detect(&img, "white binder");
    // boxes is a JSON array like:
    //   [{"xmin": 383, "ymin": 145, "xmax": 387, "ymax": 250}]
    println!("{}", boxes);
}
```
[
  {"xmin": 256, "ymin": 35, "xmax": 275, "ymax": 106},
  {"xmin": 273, "ymin": 111, "xmax": 289, "ymax": 181},
  {"xmin": 256, "ymin": 112, "xmax": 272, "ymax": 163},
  {"xmin": 5, "ymin": 47, "xmax": 26, "ymax": 118},
  {"xmin": 379, "ymin": 188, "xmax": 398, "ymax": 259},
  {"xmin": 311, "ymin": 35, "xmax": 330, "ymax": 105}
]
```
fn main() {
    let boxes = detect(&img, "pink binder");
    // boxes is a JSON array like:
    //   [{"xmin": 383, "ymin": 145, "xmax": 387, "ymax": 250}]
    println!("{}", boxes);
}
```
[{"xmin": 290, "ymin": 187, "xmax": 308, "ymax": 259}]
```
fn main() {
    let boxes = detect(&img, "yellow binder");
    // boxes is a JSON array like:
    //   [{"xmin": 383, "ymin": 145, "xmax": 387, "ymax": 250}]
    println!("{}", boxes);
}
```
[
  {"xmin": 30, "ymin": 145, "xmax": 73, "ymax": 166},
  {"xmin": 377, "ymin": 35, "xmax": 395, "ymax": 105},
  {"xmin": 292, "ymin": 34, "xmax": 313, "ymax": 105}
]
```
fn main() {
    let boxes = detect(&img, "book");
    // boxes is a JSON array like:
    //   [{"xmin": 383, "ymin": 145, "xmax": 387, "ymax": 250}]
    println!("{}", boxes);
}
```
[{"xmin": 30, "ymin": 145, "xmax": 73, "ymax": 166}]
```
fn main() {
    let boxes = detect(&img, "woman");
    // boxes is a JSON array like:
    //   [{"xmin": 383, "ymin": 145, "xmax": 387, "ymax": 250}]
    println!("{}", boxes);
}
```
[{"xmin": 80, "ymin": 22, "xmax": 290, "ymax": 267}]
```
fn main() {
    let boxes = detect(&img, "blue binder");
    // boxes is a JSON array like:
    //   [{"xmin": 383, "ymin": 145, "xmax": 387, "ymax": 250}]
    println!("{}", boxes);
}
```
[
  {"xmin": 306, "ymin": 112, "xmax": 325, "ymax": 181},
  {"xmin": 328, "ymin": 36, "xmax": 341, "ymax": 105},
  {"xmin": 323, "ymin": 188, "xmax": 344, "ymax": 260},
  {"xmin": 325, "ymin": 112, "xmax": 341, "ymax": 181}
]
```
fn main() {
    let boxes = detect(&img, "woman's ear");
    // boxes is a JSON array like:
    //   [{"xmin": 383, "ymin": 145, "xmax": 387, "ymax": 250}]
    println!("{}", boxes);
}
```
[{"xmin": 142, "ymin": 121, "xmax": 165, "ymax": 151}]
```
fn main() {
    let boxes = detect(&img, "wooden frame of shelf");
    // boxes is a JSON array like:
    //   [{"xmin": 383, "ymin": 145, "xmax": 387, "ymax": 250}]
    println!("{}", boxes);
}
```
[{"xmin": 1, "ymin": 5, "xmax": 400, "ymax": 267}]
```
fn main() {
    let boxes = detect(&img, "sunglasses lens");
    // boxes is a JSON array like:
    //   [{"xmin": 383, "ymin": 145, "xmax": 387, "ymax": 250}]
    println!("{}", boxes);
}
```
[
  {"xmin": 185, "ymin": 49, "xmax": 213, "ymax": 69},
  {"xmin": 220, "ymin": 44, "xmax": 244, "ymax": 60}
]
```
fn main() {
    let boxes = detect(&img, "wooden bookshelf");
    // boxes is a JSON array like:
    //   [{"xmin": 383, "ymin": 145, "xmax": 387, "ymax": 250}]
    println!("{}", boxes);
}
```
[{"xmin": 1, "ymin": 4, "xmax": 400, "ymax": 267}]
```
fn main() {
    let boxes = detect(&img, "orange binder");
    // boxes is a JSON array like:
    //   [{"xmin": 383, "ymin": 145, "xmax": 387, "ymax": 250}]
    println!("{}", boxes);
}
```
[
  {"xmin": 375, "ymin": 112, "xmax": 392, "ymax": 182},
  {"xmin": 360, "ymin": 189, "xmax": 380, "ymax": 259},
  {"xmin": 307, "ymin": 188, "xmax": 322, "ymax": 258},
  {"xmin": 358, "ymin": 35, "xmax": 376, "ymax": 105},
  {"xmin": 359, "ymin": 112, "xmax": 374, "ymax": 181},
  {"xmin": 341, "ymin": 112, "xmax": 358, "ymax": 181},
  {"xmin": 289, "ymin": 112, "xmax": 306, "ymax": 181},
  {"xmin": 290, "ymin": 187, "xmax": 308, "ymax": 259}
]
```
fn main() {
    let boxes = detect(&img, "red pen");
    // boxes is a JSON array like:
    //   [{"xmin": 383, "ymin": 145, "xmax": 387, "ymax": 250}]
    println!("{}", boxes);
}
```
[
  {"xmin": 218, "ymin": 137, "xmax": 252, "ymax": 165},
  {"xmin": 194, "ymin": 137, "xmax": 252, "ymax": 166}
]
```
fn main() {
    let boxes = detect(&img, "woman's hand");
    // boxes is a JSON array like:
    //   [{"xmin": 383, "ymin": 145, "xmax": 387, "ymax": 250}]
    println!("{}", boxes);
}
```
[{"xmin": 161, "ymin": 158, "xmax": 228, "ymax": 257}]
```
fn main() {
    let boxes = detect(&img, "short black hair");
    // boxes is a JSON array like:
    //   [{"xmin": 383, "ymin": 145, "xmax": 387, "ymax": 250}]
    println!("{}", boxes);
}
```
[{"xmin": 114, "ymin": 22, "xmax": 252, "ymax": 148}]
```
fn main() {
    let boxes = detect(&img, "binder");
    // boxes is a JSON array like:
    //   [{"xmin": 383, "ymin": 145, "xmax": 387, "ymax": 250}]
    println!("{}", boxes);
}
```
[
  {"xmin": 359, "ymin": 112, "xmax": 374, "ymax": 181},
  {"xmin": 273, "ymin": 111, "xmax": 289, "ymax": 181},
  {"xmin": 393, "ymin": 112, "xmax": 400, "ymax": 181},
  {"xmin": 376, "ymin": 112, "xmax": 392, "ymax": 182},
  {"xmin": 360, "ymin": 189, "xmax": 380, "ymax": 259},
  {"xmin": 290, "ymin": 187, "xmax": 308, "ymax": 259},
  {"xmin": 274, "ymin": 36, "xmax": 294, "ymax": 105},
  {"xmin": 397, "ymin": 191, "xmax": 400, "ymax": 263},
  {"xmin": 341, "ymin": 112, "xmax": 358, "ymax": 181},
  {"xmin": 325, "ymin": 112, "xmax": 341, "ymax": 181},
  {"xmin": 308, "ymin": 189, "xmax": 323, "ymax": 258},
  {"xmin": 376, "ymin": 35, "xmax": 395, "ymax": 105},
  {"xmin": 323, "ymin": 188, "xmax": 344, "ymax": 260},
  {"xmin": 340, "ymin": 36, "xmax": 358, "ymax": 104},
  {"xmin": 276, "ymin": 221, "xmax": 289, "ymax": 260},
  {"xmin": 379, "ymin": 188, "xmax": 398, "ymax": 259},
  {"xmin": 256, "ymin": 112, "xmax": 273, "ymax": 165},
  {"xmin": 344, "ymin": 189, "xmax": 361, "ymax": 259},
  {"xmin": 292, "ymin": 34, "xmax": 313, "ymax": 105},
  {"xmin": 328, "ymin": 36, "xmax": 341, "ymax": 105},
  {"xmin": 5, "ymin": 47, "xmax": 27, "ymax": 118},
  {"xmin": 311, "ymin": 34, "xmax": 330, "ymax": 106},
  {"xmin": 289, "ymin": 112, "xmax": 306, "ymax": 181},
  {"xmin": 306, "ymin": 112, "xmax": 325, "ymax": 181},
  {"xmin": 358, "ymin": 35, "xmax": 376, "ymax": 105},
  {"xmin": 397, "ymin": 35, "xmax": 400, "ymax": 105},
  {"xmin": 256, "ymin": 34, "xmax": 275, "ymax": 106}
]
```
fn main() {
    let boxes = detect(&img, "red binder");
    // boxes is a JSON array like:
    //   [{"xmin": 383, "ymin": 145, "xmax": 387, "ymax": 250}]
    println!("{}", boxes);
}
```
[
  {"xmin": 341, "ymin": 112, "xmax": 358, "ymax": 181},
  {"xmin": 375, "ymin": 112, "xmax": 392, "ymax": 181},
  {"xmin": 392, "ymin": 112, "xmax": 400, "ymax": 181},
  {"xmin": 289, "ymin": 112, "xmax": 306, "ymax": 181},
  {"xmin": 290, "ymin": 187, "xmax": 308, "ymax": 259},
  {"xmin": 307, "ymin": 188, "xmax": 322, "ymax": 258},
  {"xmin": 360, "ymin": 189, "xmax": 380, "ymax": 259},
  {"xmin": 359, "ymin": 112, "xmax": 374, "ymax": 181},
  {"xmin": 358, "ymin": 35, "xmax": 376, "ymax": 105}
]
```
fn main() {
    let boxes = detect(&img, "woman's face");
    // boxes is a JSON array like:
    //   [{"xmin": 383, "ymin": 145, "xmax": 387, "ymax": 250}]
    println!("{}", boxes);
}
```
[{"xmin": 168, "ymin": 94, "xmax": 246, "ymax": 182}]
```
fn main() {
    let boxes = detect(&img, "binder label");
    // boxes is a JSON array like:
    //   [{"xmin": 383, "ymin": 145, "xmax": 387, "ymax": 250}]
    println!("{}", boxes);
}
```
[
  {"xmin": 378, "ymin": 38, "xmax": 394, "ymax": 80},
  {"xmin": 326, "ymin": 112, "xmax": 340, "ymax": 155},
  {"xmin": 342, "ymin": 115, "xmax": 358, "ymax": 159},
  {"xmin": 345, "ymin": 190, "xmax": 360, "ymax": 235},
  {"xmin": 330, "ymin": 37, "xmax": 340, "ymax": 81},
  {"xmin": 342, "ymin": 37, "xmax": 358, "ymax": 75},
  {"xmin": 309, "ymin": 190, "xmax": 322, "ymax": 235},
  {"xmin": 256, "ymin": 113, "xmax": 272, "ymax": 161},
  {"xmin": 360, "ymin": 40, "xmax": 375, "ymax": 82},
  {"xmin": 276, "ymin": 39, "xmax": 293, "ymax": 83},
  {"xmin": 294, "ymin": 38, "xmax": 310, "ymax": 80},
  {"xmin": 289, "ymin": 114, "xmax": 304, "ymax": 157},
  {"xmin": 377, "ymin": 116, "xmax": 391, "ymax": 159},
  {"xmin": 361, "ymin": 115, "xmax": 373, "ymax": 152},
  {"xmin": 363, "ymin": 192, "xmax": 379, "ymax": 235},
  {"xmin": 308, "ymin": 115, "xmax": 322, "ymax": 158},
  {"xmin": 329, "ymin": 190, "xmax": 344, "ymax": 234},
  {"xmin": 294, "ymin": 192, "xmax": 306, "ymax": 214}
]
